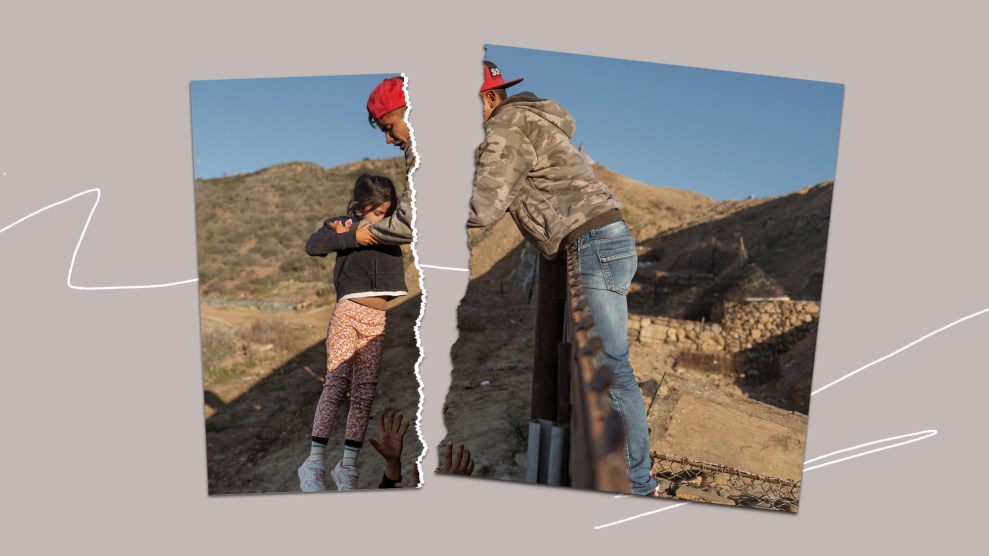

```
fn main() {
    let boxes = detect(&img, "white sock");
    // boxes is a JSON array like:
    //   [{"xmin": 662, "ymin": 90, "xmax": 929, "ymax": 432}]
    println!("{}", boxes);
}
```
[
  {"xmin": 310, "ymin": 440, "xmax": 327, "ymax": 460},
  {"xmin": 342, "ymin": 445, "xmax": 360, "ymax": 467}
]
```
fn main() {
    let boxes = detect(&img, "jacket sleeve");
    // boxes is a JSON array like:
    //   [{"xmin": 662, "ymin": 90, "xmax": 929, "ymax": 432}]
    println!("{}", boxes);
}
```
[
  {"xmin": 367, "ymin": 142, "xmax": 417, "ymax": 245},
  {"xmin": 367, "ymin": 184, "xmax": 414, "ymax": 245},
  {"xmin": 305, "ymin": 219, "xmax": 359, "ymax": 257},
  {"xmin": 466, "ymin": 121, "xmax": 537, "ymax": 228},
  {"xmin": 377, "ymin": 471, "xmax": 401, "ymax": 489}
]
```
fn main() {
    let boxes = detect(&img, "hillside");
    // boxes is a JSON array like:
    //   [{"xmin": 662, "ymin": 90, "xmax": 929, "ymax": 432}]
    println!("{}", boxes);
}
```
[
  {"xmin": 444, "ymin": 160, "xmax": 833, "ymax": 483},
  {"xmin": 194, "ymin": 156, "xmax": 415, "ymax": 308},
  {"xmin": 637, "ymin": 181, "xmax": 833, "ymax": 301}
]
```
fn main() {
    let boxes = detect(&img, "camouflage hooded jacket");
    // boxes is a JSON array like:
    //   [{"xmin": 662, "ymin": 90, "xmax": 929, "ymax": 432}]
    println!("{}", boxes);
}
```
[
  {"xmin": 466, "ymin": 92, "xmax": 621, "ymax": 258},
  {"xmin": 367, "ymin": 141, "xmax": 417, "ymax": 244}
]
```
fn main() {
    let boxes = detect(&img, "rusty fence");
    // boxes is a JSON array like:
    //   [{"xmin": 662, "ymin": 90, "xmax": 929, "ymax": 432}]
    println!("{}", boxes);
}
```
[
  {"xmin": 563, "ymin": 244, "xmax": 629, "ymax": 492},
  {"xmin": 526, "ymin": 247, "xmax": 628, "ymax": 490},
  {"xmin": 527, "ymin": 245, "xmax": 800, "ymax": 510},
  {"xmin": 652, "ymin": 451, "xmax": 800, "ymax": 511}
]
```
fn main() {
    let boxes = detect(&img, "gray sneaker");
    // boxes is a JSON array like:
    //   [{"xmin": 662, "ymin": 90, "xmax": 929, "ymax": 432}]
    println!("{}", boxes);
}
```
[
  {"xmin": 297, "ymin": 457, "xmax": 326, "ymax": 492},
  {"xmin": 330, "ymin": 460, "xmax": 360, "ymax": 490}
]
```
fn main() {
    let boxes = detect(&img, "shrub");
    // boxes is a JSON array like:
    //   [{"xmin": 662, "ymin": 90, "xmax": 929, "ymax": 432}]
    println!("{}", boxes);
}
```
[{"xmin": 240, "ymin": 320, "xmax": 297, "ymax": 352}]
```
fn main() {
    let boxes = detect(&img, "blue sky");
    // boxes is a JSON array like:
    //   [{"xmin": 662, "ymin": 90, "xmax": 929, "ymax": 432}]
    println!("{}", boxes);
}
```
[
  {"xmin": 189, "ymin": 52, "xmax": 843, "ymax": 201},
  {"xmin": 190, "ymin": 73, "xmax": 403, "ymax": 180},
  {"xmin": 484, "ymin": 45, "xmax": 844, "ymax": 200}
]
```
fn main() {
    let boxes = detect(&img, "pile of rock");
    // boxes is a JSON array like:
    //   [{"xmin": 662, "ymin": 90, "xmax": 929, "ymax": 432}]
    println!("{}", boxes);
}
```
[
  {"xmin": 720, "ymin": 300, "xmax": 819, "ymax": 352},
  {"xmin": 629, "ymin": 299, "xmax": 820, "ymax": 355}
]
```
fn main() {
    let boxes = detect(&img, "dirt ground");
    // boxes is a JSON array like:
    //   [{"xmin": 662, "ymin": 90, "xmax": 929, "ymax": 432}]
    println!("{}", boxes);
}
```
[
  {"xmin": 202, "ymin": 291, "xmax": 423, "ymax": 495},
  {"xmin": 442, "ymin": 291, "xmax": 777, "ymax": 484},
  {"xmin": 439, "ymin": 217, "xmax": 759, "ymax": 483}
]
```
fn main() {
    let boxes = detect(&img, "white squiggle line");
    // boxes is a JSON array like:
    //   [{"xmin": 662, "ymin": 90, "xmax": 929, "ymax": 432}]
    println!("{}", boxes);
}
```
[
  {"xmin": 0, "ymin": 188, "xmax": 198, "ymax": 290},
  {"xmin": 812, "ymin": 306, "xmax": 989, "ymax": 395},
  {"xmin": 803, "ymin": 429, "xmax": 937, "ymax": 472},
  {"xmin": 419, "ymin": 264, "xmax": 470, "ymax": 272},
  {"xmin": 594, "ymin": 502, "xmax": 690, "ymax": 530},
  {"xmin": 402, "ymin": 73, "xmax": 427, "ymax": 488}
]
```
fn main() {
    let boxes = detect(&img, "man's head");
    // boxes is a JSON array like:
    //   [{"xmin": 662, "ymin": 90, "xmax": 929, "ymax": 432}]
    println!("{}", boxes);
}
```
[
  {"xmin": 480, "ymin": 87, "xmax": 507, "ymax": 122},
  {"xmin": 367, "ymin": 76, "xmax": 411, "ymax": 150},
  {"xmin": 479, "ymin": 61, "xmax": 522, "ymax": 121}
]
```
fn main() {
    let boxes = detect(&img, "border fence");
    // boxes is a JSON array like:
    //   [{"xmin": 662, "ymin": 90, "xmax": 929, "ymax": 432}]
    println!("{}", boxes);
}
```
[
  {"xmin": 525, "ymin": 243, "xmax": 800, "ymax": 511},
  {"xmin": 526, "ymin": 246, "xmax": 629, "ymax": 491}
]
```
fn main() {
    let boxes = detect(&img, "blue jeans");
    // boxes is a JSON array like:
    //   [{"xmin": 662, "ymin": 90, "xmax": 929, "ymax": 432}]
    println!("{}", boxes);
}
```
[{"xmin": 575, "ymin": 220, "xmax": 656, "ymax": 495}]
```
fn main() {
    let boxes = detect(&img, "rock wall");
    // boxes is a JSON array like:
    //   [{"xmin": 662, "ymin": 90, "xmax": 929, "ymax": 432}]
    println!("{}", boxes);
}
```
[{"xmin": 629, "ymin": 299, "xmax": 820, "ymax": 354}]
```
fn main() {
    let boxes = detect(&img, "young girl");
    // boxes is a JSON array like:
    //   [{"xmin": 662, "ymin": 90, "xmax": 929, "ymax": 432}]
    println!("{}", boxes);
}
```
[{"xmin": 297, "ymin": 174, "xmax": 408, "ymax": 491}]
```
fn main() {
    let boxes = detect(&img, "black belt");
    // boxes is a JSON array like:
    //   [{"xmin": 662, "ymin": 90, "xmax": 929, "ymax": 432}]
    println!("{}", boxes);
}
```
[{"xmin": 559, "ymin": 208, "xmax": 624, "ymax": 256}]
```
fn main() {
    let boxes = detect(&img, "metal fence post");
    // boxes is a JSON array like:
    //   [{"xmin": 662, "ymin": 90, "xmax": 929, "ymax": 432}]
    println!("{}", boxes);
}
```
[{"xmin": 531, "ymin": 255, "xmax": 567, "ymax": 422}]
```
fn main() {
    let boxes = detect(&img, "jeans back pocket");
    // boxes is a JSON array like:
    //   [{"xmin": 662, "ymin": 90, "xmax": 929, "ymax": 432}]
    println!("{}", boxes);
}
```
[{"xmin": 596, "ymin": 241, "xmax": 637, "ymax": 295}]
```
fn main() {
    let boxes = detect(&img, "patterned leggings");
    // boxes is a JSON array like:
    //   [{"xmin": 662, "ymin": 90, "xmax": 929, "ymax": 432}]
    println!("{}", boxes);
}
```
[{"xmin": 310, "ymin": 299, "xmax": 387, "ymax": 444}]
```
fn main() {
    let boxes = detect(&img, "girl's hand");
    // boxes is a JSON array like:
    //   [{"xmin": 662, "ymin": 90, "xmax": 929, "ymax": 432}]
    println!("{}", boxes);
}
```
[
  {"xmin": 356, "ymin": 226, "xmax": 381, "ymax": 246},
  {"xmin": 330, "ymin": 218, "xmax": 353, "ymax": 233}
]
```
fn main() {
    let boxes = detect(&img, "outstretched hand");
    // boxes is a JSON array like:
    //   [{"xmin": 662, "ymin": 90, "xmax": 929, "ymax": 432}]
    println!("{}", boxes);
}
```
[
  {"xmin": 368, "ymin": 410, "xmax": 410, "ymax": 463},
  {"xmin": 438, "ymin": 443, "xmax": 475, "ymax": 476}
]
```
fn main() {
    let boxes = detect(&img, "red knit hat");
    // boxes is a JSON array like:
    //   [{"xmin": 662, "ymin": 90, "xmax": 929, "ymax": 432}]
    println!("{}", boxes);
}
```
[
  {"xmin": 480, "ymin": 61, "xmax": 523, "ymax": 93},
  {"xmin": 367, "ymin": 76, "xmax": 406, "ymax": 120}
]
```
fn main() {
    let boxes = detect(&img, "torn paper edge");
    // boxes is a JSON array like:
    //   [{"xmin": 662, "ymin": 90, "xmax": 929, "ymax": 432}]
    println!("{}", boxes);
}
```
[{"xmin": 401, "ymin": 72, "xmax": 427, "ymax": 488}]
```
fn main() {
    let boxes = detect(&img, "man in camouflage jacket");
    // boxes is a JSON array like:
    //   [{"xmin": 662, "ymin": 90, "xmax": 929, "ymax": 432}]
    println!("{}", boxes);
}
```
[
  {"xmin": 465, "ymin": 88, "xmax": 622, "ymax": 258},
  {"xmin": 467, "ymin": 62, "xmax": 658, "ymax": 496},
  {"xmin": 359, "ymin": 76, "xmax": 417, "ymax": 246}
]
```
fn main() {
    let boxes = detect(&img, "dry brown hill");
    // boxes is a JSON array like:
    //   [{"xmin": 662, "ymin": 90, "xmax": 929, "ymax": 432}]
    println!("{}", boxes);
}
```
[
  {"xmin": 637, "ymin": 181, "xmax": 833, "ymax": 301},
  {"xmin": 194, "ymin": 156, "xmax": 415, "ymax": 308},
  {"xmin": 593, "ymin": 164, "xmax": 718, "ymax": 239}
]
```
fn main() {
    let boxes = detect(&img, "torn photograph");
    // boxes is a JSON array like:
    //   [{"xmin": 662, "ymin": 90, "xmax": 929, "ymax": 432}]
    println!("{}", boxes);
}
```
[
  {"xmin": 191, "ymin": 74, "xmax": 422, "ymax": 494},
  {"xmin": 443, "ymin": 45, "xmax": 843, "ymax": 511}
]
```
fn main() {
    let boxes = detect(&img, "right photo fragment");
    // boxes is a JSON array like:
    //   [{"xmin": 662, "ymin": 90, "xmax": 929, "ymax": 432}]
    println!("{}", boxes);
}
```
[{"xmin": 443, "ymin": 45, "xmax": 844, "ymax": 512}]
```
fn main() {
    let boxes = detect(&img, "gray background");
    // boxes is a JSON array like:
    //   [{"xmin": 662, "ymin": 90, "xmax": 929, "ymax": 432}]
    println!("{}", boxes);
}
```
[{"xmin": 1, "ymin": 1, "xmax": 985, "ymax": 552}]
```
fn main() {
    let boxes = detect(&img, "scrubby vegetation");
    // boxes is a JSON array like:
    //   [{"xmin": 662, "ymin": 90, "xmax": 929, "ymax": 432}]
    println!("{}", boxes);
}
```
[{"xmin": 194, "ymin": 157, "xmax": 408, "ymax": 307}]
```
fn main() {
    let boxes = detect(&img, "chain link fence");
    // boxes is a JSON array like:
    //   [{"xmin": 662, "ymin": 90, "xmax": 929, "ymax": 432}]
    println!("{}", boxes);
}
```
[{"xmin": 652, "ymin": 451, "xmax": 800, "ymax": 512}]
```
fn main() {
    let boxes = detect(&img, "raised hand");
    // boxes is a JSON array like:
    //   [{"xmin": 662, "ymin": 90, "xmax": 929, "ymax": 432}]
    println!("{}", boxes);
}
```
[
  {"xmin": 368, "ymin": 410, "xmax": 410, "ymax": 463},
  {"xmin": 438, "ymin": 442, "xmax": 475, "ymax": 476}
]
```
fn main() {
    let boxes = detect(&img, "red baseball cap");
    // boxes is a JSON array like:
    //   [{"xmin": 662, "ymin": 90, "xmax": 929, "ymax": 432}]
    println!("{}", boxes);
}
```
[
  {"xmin": 367, "ymin": 76, "xmax": 406, "ymax": 120},
  {"xmin": 481, "ymin": 61, "xmax": 523, "ymax": 93}
]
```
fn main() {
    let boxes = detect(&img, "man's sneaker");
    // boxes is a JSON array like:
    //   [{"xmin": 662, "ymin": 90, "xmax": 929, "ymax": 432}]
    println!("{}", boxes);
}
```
[
  {"xmin": 330, "ymin": 460, "xmax": 360, "ymax": 490},
  {"xmin": 297, "ymin": 456, "xmax": 326, "ymax": 492},
  {"xmin": 648, "ymin": 472, "xmax": 664, "ymax": 497}
]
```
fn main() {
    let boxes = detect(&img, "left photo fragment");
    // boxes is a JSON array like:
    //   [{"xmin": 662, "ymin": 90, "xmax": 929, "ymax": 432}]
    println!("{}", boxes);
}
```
[{"xmin": 191, "ymin": 74, "xmax": 422, "ymax": 494}]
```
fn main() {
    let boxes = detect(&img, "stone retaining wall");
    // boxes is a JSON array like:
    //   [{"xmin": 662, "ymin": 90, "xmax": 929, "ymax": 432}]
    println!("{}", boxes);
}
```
[{"xmin": 629, "ymin": 299, "xmax": 820, "ymax": 354}]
